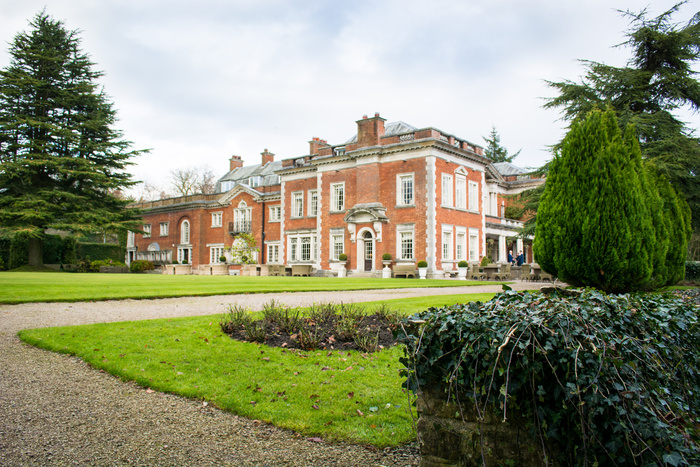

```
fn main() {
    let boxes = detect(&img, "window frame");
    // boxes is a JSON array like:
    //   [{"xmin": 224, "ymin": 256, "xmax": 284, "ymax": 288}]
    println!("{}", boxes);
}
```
[
  {"xmin": 455, "ymin": 175, "xmax": 466, "ymax": 210},
  {"xmin": 292, "ymin": 191, "xmax": 304, "ymax": 218},
  {"xmin": 469, "ymin": 229, "xmax": 479, "ymax": 262},
  {"xmin": 266, "ymin": 243, "xmax": 280, "ymax": 263},
  {"xmin": 180, "ymin": 220, "xmax": 190, "ymax": 245},
  {"xmin": 209, "ymin": 244, "xmax": 225, "ymax": 264},
  {"xmin": 396, "ymin": 224, "xmax": 415, "ymax": 261},
  {"xmin": 456, "ymin": 228, "xmax": 467, "ymax": 262},
  {"xmin": 468, "ymin": 181, "xmax": 479, "ymax": 212},
  {"xmin": 442, "ymin": 225, "xmax": 453, "ymax": 261},
  {"xmin": 442, "ymin": 173, "xmax": 453, "ymax": 207},
  {"xmin": 159, "ymin": 222, "xmax": 169, "ymax": 237},
  {"xmin": 397, "ymin": 173, "xmax": 414, "ymax": 206},
  {"xmin": 330, "ymin": 182, "xmax": 345, "ymax": 212},
  {"xmin": 269, "ymin": 205, "xmax": 281, "ymax": 222},
  {"xmin": 211, "ymin": 212, "xmax": 222, "ymax": 228},
  {"xmin": 308, "ymin": 190, "xmax": 318, "ymax": 217},
  {"xmin": 143, "ymin": 224, "xmax": 151, "ymax": 238}
]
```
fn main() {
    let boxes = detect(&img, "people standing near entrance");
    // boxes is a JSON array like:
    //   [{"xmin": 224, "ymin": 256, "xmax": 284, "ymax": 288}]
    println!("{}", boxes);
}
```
[
  {"xmin": 508, "ymin": 250, "xmax": 514, "ymax": 265},
  {"xmin": 516, "ymin": 251, "xmax": 524, "ymax": 266}
]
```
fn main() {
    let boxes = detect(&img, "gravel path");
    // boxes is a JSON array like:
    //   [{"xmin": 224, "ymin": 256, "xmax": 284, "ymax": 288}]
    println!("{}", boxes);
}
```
[{"xmin": 0, "ymin": 282, "xmax": 536, "ymax": 466}]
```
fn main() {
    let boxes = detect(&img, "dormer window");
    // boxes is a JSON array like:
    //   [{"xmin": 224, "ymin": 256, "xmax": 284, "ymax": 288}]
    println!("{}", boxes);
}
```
[{"xmin": 249, "ymin": 176, "xmax": 262, "ymax": 187}]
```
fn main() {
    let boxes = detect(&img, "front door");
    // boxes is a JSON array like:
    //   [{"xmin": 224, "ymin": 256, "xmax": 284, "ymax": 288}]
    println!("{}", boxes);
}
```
[{"xmin": 363, "ymin": 231, "xmax": 373, "ymax": 271}]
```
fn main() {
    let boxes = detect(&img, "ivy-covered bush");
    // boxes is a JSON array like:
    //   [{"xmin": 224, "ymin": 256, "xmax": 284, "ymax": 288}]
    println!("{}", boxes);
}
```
[
  {"xmin": 685, "ymin": 262, "xmax": 700, "ymax": 281},
  {"xmin": 398, "ymin": 289, "xmax": 700, "ymax": 465},
  {"xmin": 129, "ymin": 260, "xmax": 155, "ymax": 273}
]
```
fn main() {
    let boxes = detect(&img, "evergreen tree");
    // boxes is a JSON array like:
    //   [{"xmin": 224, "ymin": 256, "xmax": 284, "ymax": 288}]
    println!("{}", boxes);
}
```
[
  {"xmin": 0, "ymin": 11, "xmax": 145, "ymax": 265},
  {"xmin": 534, "ymin": 109, "xmax": 657, "ymax": 293},
  {"xmin": 544, "ymin": 2, "xmax": 700, "ymax": 232},
  {"xmin": 482, "ymin": 126, "xmax": 521, "ymax": 163}
]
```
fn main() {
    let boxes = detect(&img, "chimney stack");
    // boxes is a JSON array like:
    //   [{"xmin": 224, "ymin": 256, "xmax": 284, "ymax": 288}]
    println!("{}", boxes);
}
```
[
  {"xmin": 229, "ymin": 155, "xmax": 244, "ymax": 171},
  {"xmin": 356, "ymin": 112, "xmax": 386, "ymax": 149},
  {"xmin": 261, "ymin": 149, "xmax": 275, "ymax": 166},
  {"xmin": 309, "ymin": 137, "xmax": 330, "ymax": 156}
]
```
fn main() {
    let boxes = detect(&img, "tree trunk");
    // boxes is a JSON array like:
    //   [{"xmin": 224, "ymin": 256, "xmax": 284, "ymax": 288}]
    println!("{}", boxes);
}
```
[{"xmin": 27, "ymin": 237, "xmax": 43, "ymax": 266}]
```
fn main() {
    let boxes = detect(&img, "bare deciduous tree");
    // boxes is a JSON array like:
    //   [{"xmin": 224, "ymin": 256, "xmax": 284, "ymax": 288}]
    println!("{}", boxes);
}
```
[{"xmin": 170, "ymin": 166, "xmax": 216, "ymax": 196}]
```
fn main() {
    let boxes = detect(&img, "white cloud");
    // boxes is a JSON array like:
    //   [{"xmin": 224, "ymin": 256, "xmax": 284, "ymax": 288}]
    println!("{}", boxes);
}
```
[{"xmin": 0, "ymin": 0, "xmax": 698, "ymax": 187}]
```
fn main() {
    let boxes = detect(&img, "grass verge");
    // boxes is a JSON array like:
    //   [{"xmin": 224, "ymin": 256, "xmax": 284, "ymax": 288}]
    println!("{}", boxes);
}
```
[
  {"xmin": 0, "ymin": 272, "xmax": 502, "ymax": 304},
  {"xmin": 18, "ymin": 292, "xmax": 496, "ymax": 447}
]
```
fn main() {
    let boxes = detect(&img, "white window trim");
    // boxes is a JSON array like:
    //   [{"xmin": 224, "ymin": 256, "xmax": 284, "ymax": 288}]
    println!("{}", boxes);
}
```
[
  {"xmin": 329, "ymin": 228, "xmax": 345, "ymax": 261},
  {"xmin": 208, "ymin": 243, "xmax": 225, "ymax": 264},
  {"xmin": 211, "ymin": 211, "xmax": 223, "ymax": 228},
  {"xmin": 442, "ymin": 225, "xmax": 454, "ymax": 262},
  {"xmin": 455, "ymin": 175, "xmax": 466, "ymax": 210},
  {"xmin": 269, "ymin": 205, "xmax": 281, "ymax": 222},
  {"xmin": 180, "ymin": 220, "xmax": 190, "ymax": 245},
  {"xmin": 308, "ymin": 190, "xmax": 318, "ymax": 217},
  {"xmin": 468, "ymin": 181, "xmax": 479, "ymax": 213},
  {"xmin": 159, "ymin": 222, "xmax": 169, "ymax": 237},
  {"xmin": 266, "ymin": 242, "xmax": 281, "ymax": 264},
  {"xmin": 143, "ymin": 224, "xmax": 151, "ymax": 238},
  {"xmin": 396, "ymin": 224, "xmax": 415, "ymax": 261},
  {"xmin": 442, "ymin": 173, "xmax": 453, "ymax": 208},
  {"xmin": 396, "ymin": 172, "xmax": 415, "ymax": 207},
  {"xmin": 287, "ymin": 232, "xmax": 318, "ymax": 263},
  {"xmin": 330, "ymin": 182, "xmax": 345, "ymax": 212},
  {"xmin": 469, "ymin": 228, "xmax": 479, "ymax": 262},
  {"xmin": 292, "ymin": 191, "xmax": 304, "ymax": 218},
  {"xmin": 456, "ymin": 227, "xmax": 467, "ymax": 262}
]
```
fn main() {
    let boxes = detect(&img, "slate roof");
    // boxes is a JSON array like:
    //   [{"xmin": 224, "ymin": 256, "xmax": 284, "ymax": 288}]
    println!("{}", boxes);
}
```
[
  {"xmin": 492, "ymin": 162, "xmax": 529, "ymax": 176},
  {"xmin": 215, "ymin": 160, "xmax": 284, "ymax": 192}
]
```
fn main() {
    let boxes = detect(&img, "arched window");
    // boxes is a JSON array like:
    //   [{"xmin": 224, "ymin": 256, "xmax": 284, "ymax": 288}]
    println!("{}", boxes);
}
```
[{"xmin": 181, "ymin": 220, "xmax": 190, "ymax": 244}]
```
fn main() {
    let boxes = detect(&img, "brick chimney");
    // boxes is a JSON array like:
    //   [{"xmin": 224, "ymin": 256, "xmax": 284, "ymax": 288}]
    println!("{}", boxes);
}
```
[
  {"xmin": 309, "ymin": 137, "xmax": 330, "ymax": 156},
  {"xmin": 356, "ymin": 112, "xmax": 386, "ymax": 149},
  {"xmin": 261, "ymin": 149, "xmax": 275, "ymax": 166},
  {"xmin": 229, "ymin": 155, "xmax": 243, "ymax": 171}
]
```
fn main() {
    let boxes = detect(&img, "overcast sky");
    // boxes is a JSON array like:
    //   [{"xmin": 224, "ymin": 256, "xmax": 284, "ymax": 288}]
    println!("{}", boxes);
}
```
[{"xmin": 1, "ymin": 0, "xmax": 698, "ymax": 191}]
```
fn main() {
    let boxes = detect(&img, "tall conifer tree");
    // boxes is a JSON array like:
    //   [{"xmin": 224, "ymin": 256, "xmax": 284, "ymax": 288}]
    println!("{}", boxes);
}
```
[
  {"xmin": 534, "ymin": 109, "xmax": 656, "ymax": 293},
  {"xmin": 0, "ymin": 11, "xmax": 144, "ymax": 265}
]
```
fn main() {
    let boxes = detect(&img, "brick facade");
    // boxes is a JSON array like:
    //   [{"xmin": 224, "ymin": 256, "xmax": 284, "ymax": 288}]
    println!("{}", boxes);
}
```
[{"xmin": 128, "ymin": 113, "xmax": 544, "ymax": 276}]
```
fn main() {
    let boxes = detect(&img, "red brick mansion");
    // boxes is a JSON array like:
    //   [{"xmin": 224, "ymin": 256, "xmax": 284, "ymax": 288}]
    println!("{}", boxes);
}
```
[{"xmin": 127, "ymin": 113, "xmax": 543, "ymax": 277}]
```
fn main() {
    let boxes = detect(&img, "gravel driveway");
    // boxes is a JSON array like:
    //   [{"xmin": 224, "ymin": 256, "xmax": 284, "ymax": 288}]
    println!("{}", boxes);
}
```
[{"xmin": 0, "ymin": 282, "xmax": 534, "ymax": 466}]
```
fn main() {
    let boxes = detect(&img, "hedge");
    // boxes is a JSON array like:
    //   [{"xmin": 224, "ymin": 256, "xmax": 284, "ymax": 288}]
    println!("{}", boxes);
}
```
[
  {"xmin": 399, "ymin": 288, "xmax": 700, "ymax": 465},
  {"xmin": 75, "ymin": 242, "xmax": 124, "ymax": 263}
]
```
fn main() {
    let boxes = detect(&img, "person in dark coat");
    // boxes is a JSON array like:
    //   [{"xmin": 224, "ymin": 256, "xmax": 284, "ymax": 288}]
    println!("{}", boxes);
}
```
[
  {"xmin": 508, "ymin": 250, "xmax": 514, "ymax": 265},
  {"xmin": 516, "ymin": 251, "xmax": 524, "ymax": 266}
]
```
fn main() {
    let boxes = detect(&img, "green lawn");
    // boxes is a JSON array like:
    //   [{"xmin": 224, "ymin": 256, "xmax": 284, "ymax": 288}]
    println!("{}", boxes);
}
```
[
  {"xmin": 0, "ymin": 271, "xmax": 501, "ymax": 304},
  {"xmin": 18, "ymin": 293, "xmax": 496, "ymax": 447}
]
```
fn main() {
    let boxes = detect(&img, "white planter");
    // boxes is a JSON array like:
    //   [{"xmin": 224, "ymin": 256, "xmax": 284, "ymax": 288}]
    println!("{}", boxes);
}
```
[
  {"xmin": 382, "ymin": 263, "xmax": 392, "ymax": 278},
  {"xmin": 418, "ymin": 267, "xmax": 428, "ymax": 279},
  {"xmin": 458, "ymin": 267, "xmax": 468, "ymax": 280},
  {"xmin": 338, "ymin": 265, "xmax": 346, "ymax": 278}
]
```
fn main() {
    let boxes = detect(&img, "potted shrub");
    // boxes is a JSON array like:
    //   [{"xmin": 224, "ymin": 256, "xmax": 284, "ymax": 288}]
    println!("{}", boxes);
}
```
[
  {"xmin": 338, "ymin": 253, "xmax": 348, "ymax": 278},
  {"xmin": 417, "ymin": 260, "xmax": 428, "ymax": 279},
  {"xmin": 458, "ymin": 260, "xmax": 469, "ymax": 280},
  {"xmin": 382, "ymin": 253, "xmax": 392, "ymax": 278},
  {"xmin": 219, "ymin": 255, "xmax": 227, "ymax": 263}
]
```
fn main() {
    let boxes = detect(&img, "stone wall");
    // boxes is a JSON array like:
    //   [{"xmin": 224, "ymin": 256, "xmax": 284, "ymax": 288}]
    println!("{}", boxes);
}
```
[{"xmin": 416, "ymin": 386, "xmax": 552, "ymax": 467}]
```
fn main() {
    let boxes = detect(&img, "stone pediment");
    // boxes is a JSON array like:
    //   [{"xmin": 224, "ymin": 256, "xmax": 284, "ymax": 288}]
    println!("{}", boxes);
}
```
[{"xmin": 343, "ymin": 203, "xmax": 389, "ymax": 224}]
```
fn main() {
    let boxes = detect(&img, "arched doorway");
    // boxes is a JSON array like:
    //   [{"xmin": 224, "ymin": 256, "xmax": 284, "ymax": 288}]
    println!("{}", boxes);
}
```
[{"xmin": 362, "ymin": 231, "xmax": 374, "ymax": 272}]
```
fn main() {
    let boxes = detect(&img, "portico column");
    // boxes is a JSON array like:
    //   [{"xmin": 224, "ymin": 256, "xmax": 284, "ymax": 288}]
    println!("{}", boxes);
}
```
[
  {"xmin": 498, "ymin": 235, "xmax": 507, "ymax": 263},
  {"xmin": 516, "ymin": 238, "xmax": 523, "ymax": 257}
]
